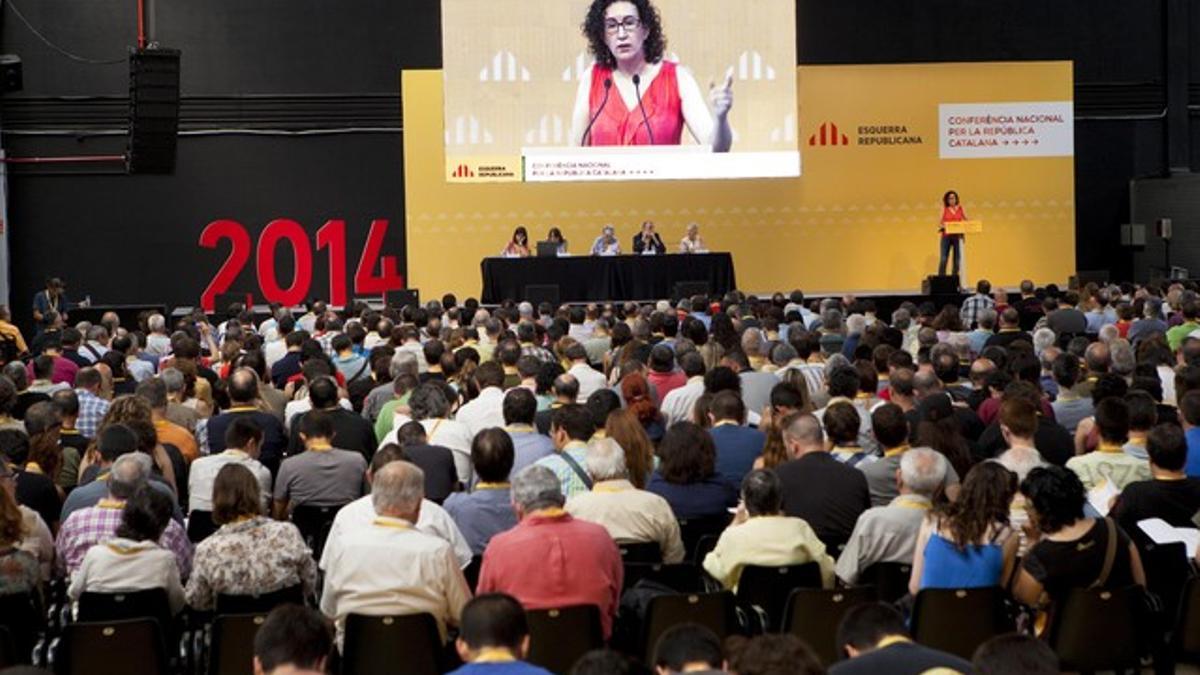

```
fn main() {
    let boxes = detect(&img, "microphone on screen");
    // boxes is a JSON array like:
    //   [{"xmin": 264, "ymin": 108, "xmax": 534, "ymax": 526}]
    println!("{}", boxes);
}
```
[
  {"xmin": 580, "ymin": 78, "xmax": 613, "ymax": 146},
  {"xmin": 632, "ymin": 74, "xmax": 655, "ymax": 146}
]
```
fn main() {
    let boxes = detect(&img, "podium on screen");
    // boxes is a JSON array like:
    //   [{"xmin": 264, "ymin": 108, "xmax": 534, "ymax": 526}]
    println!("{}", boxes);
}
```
[{"xmin": 943, "ymin": 220, "xmax": 983, "ymax": 236}]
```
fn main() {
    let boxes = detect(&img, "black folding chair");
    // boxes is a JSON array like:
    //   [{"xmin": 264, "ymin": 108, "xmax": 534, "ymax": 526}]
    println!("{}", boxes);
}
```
[
  {"xmin": 1178, "ymin": 576, "xmax": 1200, "ymax": 664},
  {"xmin": 859, "ymin": 562, "xmax": 913, "ymax": 604},
  {"xmin": 187, "ymin": 510, "xmax": 217, "ymax": 543},
  {"xmin": 290, "ymin": 503, "xmax": 345, "ymax": 560},
  {"xmin": 623, "ymin": 563, "xmax": 708, "ymax": 593},
  {"xmin": 910, "ymin": 587, "xmax": 1013, "ymax": 660},
  {"xmin": 55, "ymin": 618, "xmax": 169, "ymax": 675},
  {"xmin": 76, "ymin": 589, "xmax": 172, "ymax": 627},
  {"xmin": 643, "ymin": 592, "xmax": 739, "ymax": 664},
  {"xmin": 208, "ymin": 613, "xmax": 268, "ymax": 675},
  {"xmin": 0, "ymin": 591, "xmax": 43, "ymax": 666},
  {"xmin": 783, "ymin": 586, "xmax": 876, "ymax": 666},
  {"xmin": 1045, "ymin": 585, "xmax": 1147, "ymax": 673},
  {"xmin": 463, "ymin": 555, "xmax": 483, "ymax": 593},
  {"xmin": 678, "ymin": 514, "xmax": 732, "ymax": 563},
  {"xmin": 340, "ymin": 613, "xmax": 443, "ymax": 675},
  {"xmin": 214, "ymin": 584, "xmax": 305, "ymax": 615},
  {"xmin": 736, "ymin": 563, "xmax": 824, "ymax": 633},
  {"xmin": 526, "ymin": 605, "xmax": 604, "ymax": 675},
  {"xmin": 618, "ymin": 541, "xmax": 662, "ymax": 564},
  {"xmin": 693, "ymin": 534, "xmax": 720, "ymax": 565}
]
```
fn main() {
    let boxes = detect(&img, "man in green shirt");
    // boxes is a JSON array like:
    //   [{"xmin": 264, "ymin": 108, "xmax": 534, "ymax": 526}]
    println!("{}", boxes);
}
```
[{"xmin": 1166, "ymin": 301, "xmax": 1200, "ymax": 352}]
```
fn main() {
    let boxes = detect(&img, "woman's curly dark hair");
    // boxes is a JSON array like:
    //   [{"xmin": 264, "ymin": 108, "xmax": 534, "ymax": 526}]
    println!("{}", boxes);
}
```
[{"xmin": 582, "ymin": 0, "xmax": 667, "ymax": 70}]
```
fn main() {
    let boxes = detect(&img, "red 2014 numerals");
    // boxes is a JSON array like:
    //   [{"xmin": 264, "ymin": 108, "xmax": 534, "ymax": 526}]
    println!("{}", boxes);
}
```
[{"xmin": 199, "ymin": 218, "xmax": 404, "ymax": 312}]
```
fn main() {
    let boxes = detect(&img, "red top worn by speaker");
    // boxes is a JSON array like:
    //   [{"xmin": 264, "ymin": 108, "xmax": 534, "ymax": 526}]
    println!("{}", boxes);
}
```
[
  {"xmin": 940, "ymin": 204, "xmax": 966, "ymax": 239},
  {"xmin": 586, "ymin": 62, "xmax": 685, "ymax": 147}
]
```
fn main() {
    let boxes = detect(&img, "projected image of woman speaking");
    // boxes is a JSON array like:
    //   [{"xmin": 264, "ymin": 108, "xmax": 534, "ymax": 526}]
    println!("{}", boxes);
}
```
[{"xmin": 570, "ymin": 0, "xmax": 734, "ymax": 151}]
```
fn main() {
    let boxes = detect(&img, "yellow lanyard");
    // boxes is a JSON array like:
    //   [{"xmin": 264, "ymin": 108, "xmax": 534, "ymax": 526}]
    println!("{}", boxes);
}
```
[
  {"xmin": 894, "ymin": 497, "xmax": 932, "ymax": 511},
  {"xmin": 593, "ymin": 482, "xmax": 629, "ymax": 494},
  {"xmin": 475, "ymin": 482, "xmax": 511, "ymax": 491},
  {"xmin": 372, "ymin": 517, "xmax": 411, "ymax": 530},
  {"xmin": 531, "ymin": 507, "xmax": 567, "ymax": 519},
  {"xmin": 97, "ymin": 499, "xmax": 125, "ymax": 510},
  {"xmin": 883, "ymin": 445, "xmax": 910, "ymax": 458},
  {"xmin": 876, "ymin": 635, "xmax": 912, "ymax": 649},
  {"xmin": 474, "ymin": 648, "xmax": 517, "ymax": 663},
  {"xmin": 308, "ymin": 443, "xmax": 334, "ymax": 453}
]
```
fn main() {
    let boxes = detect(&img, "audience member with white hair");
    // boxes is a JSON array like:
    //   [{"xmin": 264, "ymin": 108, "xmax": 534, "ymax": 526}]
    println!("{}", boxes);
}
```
[
  {"xmin": 1032, "ymin": 327, "xmax": 1057, "ymax": 359},
  {"xmin": 320, "ymin": 460, "xmax": 470, "ymax": 647},
  {"xmin": 836, "ymin": 447, "xmax": 948, "ymax": 585},
  {"xmin": 145, "ymin": 314, "xmax": 171, "ymax": 357},
  {"xmin": 1109, "ymin": 338, "xmax": 1135, "ymax": 379},
  {"xmin": 564, "ymin": 437, "xmax": 685, "ymax": 563}
]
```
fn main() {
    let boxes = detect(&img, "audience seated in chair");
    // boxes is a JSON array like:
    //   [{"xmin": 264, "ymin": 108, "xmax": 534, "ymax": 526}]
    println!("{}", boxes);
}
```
[
  {"xmin": 447, "ymin": 593, "xmax": 554, "ymax": 675},
  {"xmin": 836, "ymin": 447, "xmax": 947, "ymax": 586},
  {"xmin": 1012, "ymin": 465, "xmax": 1146, "ymax": 612},
  {"xmin": 320, "ymin": 459, "xmax": 471, "ymax": 647},
  {"xmin": 702, "ymin": 469, "xmax": 834, "ymax": 590},
  {"xmin": 477, "ymin": 465, "xmax": 622, "ymax": 640},
  {"xmin": 908, "ymin": 461, "xmax": 1018, "ymax": 596},
  {"xmin": 566, "ymin": 437, "xmax": 685, "ymax": 564},
  {"xmin": 828, "ymin": 602, "xmax": 971, "ymax": 675},
  {"xmin": 651, "ymin": 623, "xmax": 727, "ymax": 675},
  {"xmin": 444, "ymin": 428, "xmax": 519, "ymax": 556},
  {"xmin": 252, "ymin": 604, "xmax": 333, "ymax": 675},
  {"xmin": 185, "ymin": 463, "xmax": 316, "ymax": 611},
  {"xmin": 67, "ymin": 485, "xmax": 185, "ymax": 615}
]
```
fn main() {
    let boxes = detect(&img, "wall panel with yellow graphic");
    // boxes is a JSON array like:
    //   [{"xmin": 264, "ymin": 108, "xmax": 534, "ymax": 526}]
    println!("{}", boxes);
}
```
[{"xmin": 404, "ymin": 61, "xmax": 1076, "ymax": 300}]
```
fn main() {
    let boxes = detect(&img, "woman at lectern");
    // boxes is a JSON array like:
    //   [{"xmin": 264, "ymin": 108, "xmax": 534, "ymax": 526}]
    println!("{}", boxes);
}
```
[
  {"xmin": 938, "ymin": 190, "xmax": 966, "ymax": 277},
  {"xmin": 570, "ymin": 0, "xmax": 734, "ymax": 151},
  {"xmin": 501, "ymin": 227, "xmax": 531, "ymax": 258}
]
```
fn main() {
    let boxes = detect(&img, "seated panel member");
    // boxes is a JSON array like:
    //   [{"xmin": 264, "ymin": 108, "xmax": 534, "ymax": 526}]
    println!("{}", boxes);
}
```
[
  {"xmin": 501, "ymin": 227, "xmax": 531, "ymax": 259},
  {"xmin": 591, "ymin": 225, "xmax": 621, "ymax": 256},
  {"xmin": 631, "ymin": 221, "xmax": 666, "ymax": 255},
  {"xmin": 546, "ymin": 227, "xmax": 568, "ymax": 256},
  {"xmin": 679, "ymin": 222, "xmax": 707, "ymax": 253}
]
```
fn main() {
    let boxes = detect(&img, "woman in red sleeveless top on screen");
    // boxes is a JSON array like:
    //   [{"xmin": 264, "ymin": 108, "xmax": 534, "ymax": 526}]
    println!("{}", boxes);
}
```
[
  {"xmin": 938, "ymin": 190, "xmax": 967, "ymax": 278},
  {"xmin": 570, "ymin": 0, "xmax": 734, "ymax": 151}
]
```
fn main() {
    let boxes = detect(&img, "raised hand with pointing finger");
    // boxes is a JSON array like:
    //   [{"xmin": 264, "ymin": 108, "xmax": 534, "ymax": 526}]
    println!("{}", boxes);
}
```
[{"xmin": 710, "ymin": 68, "xmax": 735, "ymax": 120}]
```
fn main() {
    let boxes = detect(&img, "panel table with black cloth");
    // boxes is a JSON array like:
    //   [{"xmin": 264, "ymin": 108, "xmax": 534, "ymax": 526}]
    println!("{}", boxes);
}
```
[{"xmin": 480, "ymin": 253, "xmax": 736, "ymax": 304}]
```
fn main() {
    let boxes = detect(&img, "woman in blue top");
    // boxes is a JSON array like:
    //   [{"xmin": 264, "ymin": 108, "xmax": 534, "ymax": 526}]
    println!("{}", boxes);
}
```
[{"xmin": 909, "ymin": 461, "xmax": 1019, "ymax": 595}]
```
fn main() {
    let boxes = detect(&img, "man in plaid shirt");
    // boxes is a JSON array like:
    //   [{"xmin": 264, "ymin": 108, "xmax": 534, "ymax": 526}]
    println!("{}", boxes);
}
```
[
  {"xmin": 516, "ymin": 322, "xmax": 555, "ymax": 364},
  {"xmin": 73, "ymin": 367, "xmax": 109, "ymax": 440},
  {"xmin": 533, "ymin": 405, "xmax": 594, "ymax": 500},
  {"xmin": 959, "ymin": 279, "xmax": 996, "ymax": 330},
  {"xmin": 55, "ymin": 453, "xmax": 192, "ymax": 579}
]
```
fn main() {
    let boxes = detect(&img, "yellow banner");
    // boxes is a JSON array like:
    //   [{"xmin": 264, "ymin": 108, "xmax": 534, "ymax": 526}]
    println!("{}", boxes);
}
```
[{"xmin": 403, "ymin": 61, "xmax": 1075, "ymax": 300}]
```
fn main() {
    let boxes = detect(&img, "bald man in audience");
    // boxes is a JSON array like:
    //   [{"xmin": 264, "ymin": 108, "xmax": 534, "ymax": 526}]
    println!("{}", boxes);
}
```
[{"xmin": 773, "ymin": 413, "xmax": 870, "ymax": 550}]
